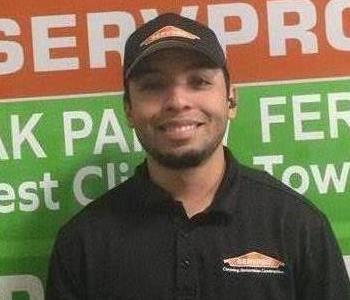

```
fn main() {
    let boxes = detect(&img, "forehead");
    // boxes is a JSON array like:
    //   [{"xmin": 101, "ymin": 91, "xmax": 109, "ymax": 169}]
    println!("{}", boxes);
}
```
[{"xmin": 129, "ymin": 48, "xmax": 219, "ymax": 78}]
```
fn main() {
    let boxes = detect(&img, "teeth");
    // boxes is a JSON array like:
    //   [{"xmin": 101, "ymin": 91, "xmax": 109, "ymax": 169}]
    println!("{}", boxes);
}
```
[{"xmin": 164, "ymin": 124, "xmax": 197, "ymax": 133}]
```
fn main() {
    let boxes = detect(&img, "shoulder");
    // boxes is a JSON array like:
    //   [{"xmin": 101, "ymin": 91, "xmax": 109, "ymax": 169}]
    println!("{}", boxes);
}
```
[
  {"xmin": 55, "ymin": 175, "xmax": 142, "ymax": 246},
  {"xmin": 236, "ymin": 163, "xmax": 328, "ymax": 225},
  {"xmin": 233, "ymin": 163, "xmax": 340, "ymax": 260}
]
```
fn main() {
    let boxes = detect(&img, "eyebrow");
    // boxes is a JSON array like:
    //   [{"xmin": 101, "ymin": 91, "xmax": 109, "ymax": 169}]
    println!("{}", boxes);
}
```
[
  {"xmin": 130, "ymin": 61, "xmax": 218, "ymax": 81},
  {"xmin": 130, "ymin": 67, "xmax": 161, "ymax": 80}
]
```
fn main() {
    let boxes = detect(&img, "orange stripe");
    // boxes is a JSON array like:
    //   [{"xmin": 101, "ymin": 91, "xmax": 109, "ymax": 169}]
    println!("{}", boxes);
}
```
[{"xmin": 1, "ymin": 0, "xmax": 350, "ymax": 99}]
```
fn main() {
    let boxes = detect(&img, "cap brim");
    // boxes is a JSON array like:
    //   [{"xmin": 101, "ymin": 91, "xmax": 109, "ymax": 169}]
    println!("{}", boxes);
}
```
[{"xmin": 124, "ymin": 39, "xmax": 223, "ymax": 79}]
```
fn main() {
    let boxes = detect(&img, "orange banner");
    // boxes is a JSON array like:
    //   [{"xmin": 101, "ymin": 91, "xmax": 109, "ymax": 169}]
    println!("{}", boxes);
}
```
[{"xmin": 1, "ymin": 0, "xmax": 350, "ymax": 99}]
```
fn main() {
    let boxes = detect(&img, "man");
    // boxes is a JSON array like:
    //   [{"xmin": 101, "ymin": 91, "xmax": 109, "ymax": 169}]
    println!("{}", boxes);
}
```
[{"xmin": 46, "ymin": 13, "xmax": 350, "ymax": 299}]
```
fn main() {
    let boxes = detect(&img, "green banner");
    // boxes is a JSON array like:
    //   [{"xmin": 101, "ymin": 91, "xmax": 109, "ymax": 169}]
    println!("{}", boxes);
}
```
[
  {"xmin": 232, "ymin": 79, "xmax": 350, "ymax": 252},
  {"xmin": 1, "ymin": 78, "xmax": 349, "ymax": 296}
]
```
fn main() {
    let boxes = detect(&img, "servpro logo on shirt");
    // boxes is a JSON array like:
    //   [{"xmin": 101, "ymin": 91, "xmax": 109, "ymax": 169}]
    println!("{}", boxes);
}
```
[{"xmin": 223, "ymin": 252, "xmax": 286, "ymax": 275}]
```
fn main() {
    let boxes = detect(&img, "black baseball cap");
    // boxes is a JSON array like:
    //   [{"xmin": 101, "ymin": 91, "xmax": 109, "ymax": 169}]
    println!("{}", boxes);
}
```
[{"xmin": 123, "ymin": 13, "xmax": 226, "ymax": 81}]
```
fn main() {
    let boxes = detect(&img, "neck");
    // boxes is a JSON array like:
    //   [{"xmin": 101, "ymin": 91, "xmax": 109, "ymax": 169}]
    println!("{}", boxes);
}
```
[{"xmin": 147, "ymin": 146, "xmax": 226, "ymax": 218}]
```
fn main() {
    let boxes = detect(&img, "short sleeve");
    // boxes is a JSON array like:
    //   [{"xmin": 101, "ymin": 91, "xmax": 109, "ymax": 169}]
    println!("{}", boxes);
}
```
[
  {"xmin": 297, "ymin": 215, "xmax": 350, "ymax": 299},
  {"xmin": 45, "ymin": 229, "xmax": 86, "ymax": 300}
]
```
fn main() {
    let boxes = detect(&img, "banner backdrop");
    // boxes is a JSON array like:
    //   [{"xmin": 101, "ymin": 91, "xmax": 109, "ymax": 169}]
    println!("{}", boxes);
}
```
[{"xmin": 1, "ymin": 0, "xmax": 350, "ymax": 298}]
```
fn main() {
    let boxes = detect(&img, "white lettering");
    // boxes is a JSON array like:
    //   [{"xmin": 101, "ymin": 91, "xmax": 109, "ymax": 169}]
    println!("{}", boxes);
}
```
[
  {"xmin": 118, "ymin": 162, "xmax": 130, "ymax": 183},
  {"xmin": 18, "ymin": 182, "xmax": 39, "ymax": 212},
  {"xmin": 39, "ymin": 172, "xmax": 60, "ymax": 210},
  {"xmin": 132, "ymin": 129, "xmax": 143, "ymax": 152},
  {"xmin": 311, "ymin": 162, "xmax": 350, "ymax": 194},
  {"xmin": 31, "ymin": 15, "xmax": 79, "ymax": 72},
  {"xmin": 141, "ymin": 6, "xmax": 199, "ymax": 22},
  {"xmin": 293, "ymin": 94, "xmax": 325, "ymax": 140},
  {"xmin": 0, "ymin": 183, "xmax": 15, "ymax": 213},
  {"xmin": 0, "ymin": 19, "xmax": 24, "ymax": 75},
  {"xmin": 0, "ymin": 275, "xmax": 44, "ymax": 300},
  {"xmin": 326, "ymin": 0, "xmax": 350, "ymax": 51},
  {"xmin": 73, "ymin": 166, "xmax": 102, "ymax": 206},
  {"xmin": 282, "ymin": 165, "xmax": 310, "ymax": 194},
  {"xmin": 140, "ymin": 9, "xmax": 159, "ymax": 22},
  {"xmin": 94, "ymin": 109, "xmax": 130, "ymax": 154},
  {"xmin": 328, "ymin": 92, "xmax": 350, "ymax": 138},
  {"xmin": 208, "ymin": 3, "xmax": 258, "ymax": 54},
  {"xmin": 0, "ymin": 136, "xmax": 9, "ymax": 160},
  {"xmin": 11, "ymin": 113, "xmax": 46, "ymax": 159},
  {"xmin": 260, "ymin": 96, "xmax": 286, "ymax": 143},
  {"xmin": 107, "ymin": 162, "xmax": 116, "ymax": 189},
  {"xmin": 87, "ymin": 12, "xmax": 135, "ymax": 68},
  {"xmin": 253, "ymin": 155, "xmax": 284, "ymax": 175},
  {"xmin": 267, "ymin": 0, "xmax": 318, "ymax": 56},
  {"xmin": 63, "ymin": 111, "xmax": 93, "ymax": 156}
]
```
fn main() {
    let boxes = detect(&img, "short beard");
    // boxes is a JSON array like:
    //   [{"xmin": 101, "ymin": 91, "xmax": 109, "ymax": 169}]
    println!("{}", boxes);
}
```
[
  {"xmin": 139, "ymin": 133, "xmax": 224, "ymax": 170},
  {"xmin": 149, "ymin": 148, "xmax": 214, "ymax": 169}
]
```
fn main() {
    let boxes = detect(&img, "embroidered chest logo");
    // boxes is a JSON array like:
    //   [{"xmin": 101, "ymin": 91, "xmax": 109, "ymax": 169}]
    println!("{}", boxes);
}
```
[
  {"xmin": 223, "ymin": 252, "xmax": 285, "ymax": 274},
  {"xmin": 140, "ymin": 26, "xmax": 200, "ymax": 46}
]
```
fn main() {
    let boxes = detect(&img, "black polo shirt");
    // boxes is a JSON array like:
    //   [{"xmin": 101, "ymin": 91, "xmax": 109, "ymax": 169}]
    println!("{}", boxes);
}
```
[{"xmin": 46, "ymin": 149, "xmax": 350, "ymax": 300}]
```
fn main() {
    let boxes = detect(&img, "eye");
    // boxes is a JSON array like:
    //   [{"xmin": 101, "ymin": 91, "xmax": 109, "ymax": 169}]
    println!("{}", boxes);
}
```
[
  {"xmin": 137, "ymin": 78, "xmax": 168, "ymax": 92},
  {"xmin": 189, "ymin": 76, "xmax": 212, "ymax": 89}
]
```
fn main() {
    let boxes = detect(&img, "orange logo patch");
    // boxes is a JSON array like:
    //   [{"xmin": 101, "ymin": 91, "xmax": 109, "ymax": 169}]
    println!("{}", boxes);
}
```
[
  {"xmin": 140, "ymin": 26, "xmax": 200, "ymax": 46},
  {"xmin": 224, "ymin": 252, "xmax": 285, "ymax": 269}
]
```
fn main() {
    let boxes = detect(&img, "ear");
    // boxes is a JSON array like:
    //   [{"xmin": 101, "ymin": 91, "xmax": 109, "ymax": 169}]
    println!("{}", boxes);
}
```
[{"xmin": 228, "ymin": 86, "xmax": 237, "ymax": 120}]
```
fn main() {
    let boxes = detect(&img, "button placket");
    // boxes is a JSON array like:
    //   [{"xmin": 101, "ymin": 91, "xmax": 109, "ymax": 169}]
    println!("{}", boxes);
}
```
[{"xmin": 174, "ymin": 219, "xmax": 198, "ymax": 298}]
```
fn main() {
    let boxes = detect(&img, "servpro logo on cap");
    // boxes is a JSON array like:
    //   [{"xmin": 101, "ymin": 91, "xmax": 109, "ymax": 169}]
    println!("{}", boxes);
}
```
[{"xmin": 140, "ymin": 25, "xmax": 200, "ymax": 46}]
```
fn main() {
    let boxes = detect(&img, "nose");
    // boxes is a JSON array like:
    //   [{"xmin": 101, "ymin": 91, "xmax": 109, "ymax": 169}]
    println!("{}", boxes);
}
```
[{"xmin": 163, "ymin": 82, "xmax": 192, "ymax": 112}]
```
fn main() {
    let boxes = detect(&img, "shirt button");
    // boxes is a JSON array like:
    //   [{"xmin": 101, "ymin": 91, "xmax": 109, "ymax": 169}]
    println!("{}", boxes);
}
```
[
  {"xmin": 181, "ymin": 258, "xmax": 191, "ymax": 269},
  {"xmin": 180, "ymin": 231, "xmax": 189, "ymax": 238}
]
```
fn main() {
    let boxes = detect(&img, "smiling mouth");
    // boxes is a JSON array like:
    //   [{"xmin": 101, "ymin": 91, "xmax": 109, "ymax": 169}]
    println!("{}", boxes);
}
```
[
  {"xmin": 161, "ymin": 123, "xmax": 202, "ymax": 133},
  {"xmin": 158, "ymin": 121, "xmax": 204, "ymax": 134}
]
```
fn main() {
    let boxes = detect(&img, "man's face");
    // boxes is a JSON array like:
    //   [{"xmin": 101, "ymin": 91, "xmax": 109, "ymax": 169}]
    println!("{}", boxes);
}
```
[{"xmin": 125, "ymin": 48, "xmax": 235, "ymax": 169}]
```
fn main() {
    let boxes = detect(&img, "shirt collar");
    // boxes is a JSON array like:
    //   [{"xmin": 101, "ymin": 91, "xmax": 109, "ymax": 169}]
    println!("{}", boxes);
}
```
[
  {"xmin": 133, "ymin": 147, "xmax": 241, "ymax": 217},
  {"xmin": 204, "ymin": 147, "xmax": 241, "ymax": 216}
]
